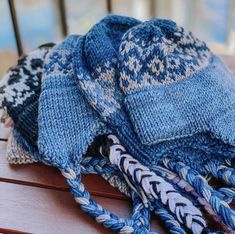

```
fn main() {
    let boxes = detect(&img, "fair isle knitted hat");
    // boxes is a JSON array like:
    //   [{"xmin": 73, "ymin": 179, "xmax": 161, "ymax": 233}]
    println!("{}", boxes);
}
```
[
  {"xmin": 0, "ymin": 43, "xmax": 55, "ymax": 147},
  {"xmin": 75, "ymin": 18, "xmax": 235, "ymax": 172},
  {"xmin": 74, "ymin": 17, "xmax": 235, "ymax": 232},
  {"xmin": 118, "ymin": 19, "xmax": 235, "ymax": 146}
]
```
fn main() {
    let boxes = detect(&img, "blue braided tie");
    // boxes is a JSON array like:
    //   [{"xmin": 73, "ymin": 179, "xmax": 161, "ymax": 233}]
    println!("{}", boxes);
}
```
[
  {"xmin": 63, "ymin": 166, "xmax": 158, "ymax": 233},
  {"xmin": 206, "ymin": 161, "xmax": 235, "ymax": 187},
  {"xmin": 163, "ymin": 158, "xmax": 235, "ymax": 230}
]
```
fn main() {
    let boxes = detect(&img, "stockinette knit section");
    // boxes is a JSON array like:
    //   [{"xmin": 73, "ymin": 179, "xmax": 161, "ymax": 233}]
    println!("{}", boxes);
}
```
[
  {"xmin": 38, "ymin": 35, "xmax": 112, "ymax": 169},
  {"xmin": 74, "ymin": 18, "xmax": 235, "ymax": 174}
]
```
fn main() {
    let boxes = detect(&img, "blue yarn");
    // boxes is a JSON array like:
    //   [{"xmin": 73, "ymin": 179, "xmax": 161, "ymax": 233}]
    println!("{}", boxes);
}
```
[
  {"xmin": 163, "ymin": 159, "xmax": 235, "ymax": 230},
  {"xmin": 38, "ymin": 16, "xmax": 156, "ymax": 234}
]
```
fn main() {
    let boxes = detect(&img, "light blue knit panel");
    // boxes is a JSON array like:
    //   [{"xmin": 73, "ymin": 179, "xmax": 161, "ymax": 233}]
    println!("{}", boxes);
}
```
[{"xmin": 38, "ymin": 35, "xmax": 109, "ymax": 170}]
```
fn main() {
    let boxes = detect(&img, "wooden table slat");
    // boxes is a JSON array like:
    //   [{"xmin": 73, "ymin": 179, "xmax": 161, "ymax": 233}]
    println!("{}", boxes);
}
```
[
  {"xmin": 0, "ymin": 182, "xmax": 166, "ymax": 234},
  {"xmin": 0, "ymin": 141, "xmax": 126, "ymax": 200}
]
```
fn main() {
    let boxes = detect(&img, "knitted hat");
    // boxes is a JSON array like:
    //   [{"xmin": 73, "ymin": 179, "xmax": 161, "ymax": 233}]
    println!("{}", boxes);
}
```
[
  {"xmin": 75, "ymin": 18, "xmax": 235, "ymax": 171},
  {"xmin": 118, "ymin": 19, "xmax": 235, "ymax": 146},
  {"xmin": 38, "ymin": 17, "xmax": 158, "ymax": 233},
  {"xmin": 0, "ymin": 43, "xmax": 55, "ymax": 147},
  {"xmin": 74, "ymin": 17, "xmax": 235, "ymax": 232}
]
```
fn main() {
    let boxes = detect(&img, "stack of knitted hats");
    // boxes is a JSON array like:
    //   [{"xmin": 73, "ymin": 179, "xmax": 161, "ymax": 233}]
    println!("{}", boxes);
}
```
[{"xmin": 1, "ymin": 15, "xmax": 235, "ymax": 234}]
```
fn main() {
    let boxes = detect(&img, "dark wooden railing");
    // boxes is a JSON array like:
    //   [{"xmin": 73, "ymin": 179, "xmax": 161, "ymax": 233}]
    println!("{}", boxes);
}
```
[{"xmin": 7, "ymin": 0, "xmax": 113, "ymax": 56}]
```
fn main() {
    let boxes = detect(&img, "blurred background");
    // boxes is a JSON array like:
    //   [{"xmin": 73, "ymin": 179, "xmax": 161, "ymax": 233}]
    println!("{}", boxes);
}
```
[{"xmin": 1, "ymin": 0, "xmax": 235, "ymax": 77}]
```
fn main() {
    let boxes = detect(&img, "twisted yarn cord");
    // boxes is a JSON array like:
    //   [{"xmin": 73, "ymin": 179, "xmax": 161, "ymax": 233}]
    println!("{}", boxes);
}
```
[
  {"xmin": 154, "ymin": 165, "xmax": 231, "ymax": 233},
  {"xmin": 102, "ymin": 135, "xmax": 207, "ymax": 234},
  {"xmin": 218, "ymin": 188, "xmax": 235, "ymax": 204},
  {"xmin": 163, "ymin": 158, "xmax": 235, "ymax": 230},
  {"xmin": 152, "ymin": 203, "xmax": 187, "ymax": 234},
  {"xmin": 102, "ymin": 165, "xmax": 187, "ymax": 234},
  {"xmin": 81, "ymin": 156, "xmax": 117, "ymax": 174},
  {"xmin": 81, "ymin": 156, "xmax": 182, "ymax": 233},
  {"xmin": 206, "ymin": 161, "xmax": 235, "ymax": 187},
  {"xmin": 130, "ymin": 191, "xmax": 155, "ymax": 234},
  {"xmin": 62, "ymin": 167, "xmax": 156, "ymax": 234}
]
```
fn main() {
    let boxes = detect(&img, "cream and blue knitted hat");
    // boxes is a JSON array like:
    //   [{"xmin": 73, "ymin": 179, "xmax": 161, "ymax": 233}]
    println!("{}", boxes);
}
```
[
  {"xmin": 75, "ymin": 18, "xmax": 235, "ymax": 172},
  {"xmin": 118, "ymin": 19, "xmax": 235, "ymax": 146}
]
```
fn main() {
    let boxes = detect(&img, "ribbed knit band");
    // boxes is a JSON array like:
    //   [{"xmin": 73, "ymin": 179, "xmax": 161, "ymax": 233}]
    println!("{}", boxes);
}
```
[
  {"xmin": 7, "ymin": 131, "xmax": 37, "ymax": 164},
  {"xmin": 124, "ymin": 55, "xmax": 235, "ymax": 145}
]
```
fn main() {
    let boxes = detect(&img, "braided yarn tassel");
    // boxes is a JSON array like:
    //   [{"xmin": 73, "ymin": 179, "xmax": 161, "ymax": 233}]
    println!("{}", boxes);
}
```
[
  {"xmin": 163, "ymin": 158, "xmax": 235, "ymax": 231},
  {"xmin": 81, "ymin": 155, "xmax": 187, "ymax": 233},
  {"xmin": 206, "ymin": 161, "xmax": 235, "ymax": 187},
  {"xmin": 81, "ymin": 155, "xmax": 117, "ymax": 174},
  {"xmin": 218, "ymin": 188, "xmax": 235, "ymax": 204},
  {"xmin": 152, "ymin": 202, "xmax": 187, "ymax": 234},
  {"xmin": 154, "ymin": 165, "xmax": 231, "ymax": 233},
  {"xmin": 62, "ymin": 167, "xmax": 156, "ymax": 234},
  {"xmin": 101, "ymin": 135, "xmax": 207, "ymax": 234}
]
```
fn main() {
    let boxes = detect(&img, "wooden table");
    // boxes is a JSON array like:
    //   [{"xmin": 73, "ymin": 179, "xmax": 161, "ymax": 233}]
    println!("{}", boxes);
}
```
[{"xmin": 0, "ymin": 55, "xmax": 235, "ymax": 234}]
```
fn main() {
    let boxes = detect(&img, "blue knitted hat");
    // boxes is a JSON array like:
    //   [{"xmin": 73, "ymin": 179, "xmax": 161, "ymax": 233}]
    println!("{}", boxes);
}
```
[
  {"xmin": 74, "ymin": 17, "xmax": 235, "ymax": 232},
  {"xmin": 118, "ymin": 19, "xmax": 235, "ymax": 146},
  {"xmin": 75, "ymin": 18, "xmax": 235, "ymax": 171},
  {"xmin": 38, "ymin": 17, "xmax": 158, "ymax": 234}
]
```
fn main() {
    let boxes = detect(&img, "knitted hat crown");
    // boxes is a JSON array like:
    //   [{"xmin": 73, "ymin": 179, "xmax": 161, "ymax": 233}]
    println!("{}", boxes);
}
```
[{"xmin": 118, "ymin": 19, "xmax": 235, "ymax": 146}]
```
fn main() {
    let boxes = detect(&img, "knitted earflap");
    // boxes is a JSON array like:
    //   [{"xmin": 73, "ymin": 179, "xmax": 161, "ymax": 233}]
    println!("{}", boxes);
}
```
[
  {"xmin": 118, "ymin": 19, "xmax": 235, "ymax": 146},
  {"xmin": 0, "ymin": 43, "xmax": 55, "ymax": 147}
]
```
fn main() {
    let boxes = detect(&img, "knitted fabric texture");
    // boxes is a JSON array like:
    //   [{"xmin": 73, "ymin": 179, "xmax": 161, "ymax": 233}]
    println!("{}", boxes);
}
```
[
  {"xmin": 118, "ymin": 20, "xmax": 235, "ymax": 146},
  {"xmin": 38, "ymin": 35, "xmax": 111, "ymax": 169},
  {"xmin": 0, "ymin": 43, "xmax": 55, "ymax": 147},
  {"xmin": 2, "ymin": 15, "xmax": 235, "ymax": 233},
  {"xmin": 73, "ymin": 17, "xmax": 235, "ymax": 232},
  {"xmin": 74, "ymin": 17, "xmax": 235, "ymax": 174},
  {"xmin": 38, "ymin": 18, "xmax": 155, "ymax": 233},
  {"xmin": 7, "ymin": 130, "xmax": 37, "ymax": 164}
]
